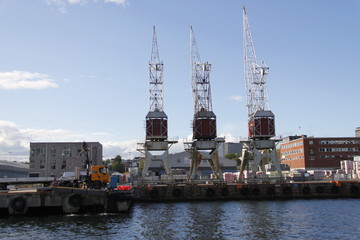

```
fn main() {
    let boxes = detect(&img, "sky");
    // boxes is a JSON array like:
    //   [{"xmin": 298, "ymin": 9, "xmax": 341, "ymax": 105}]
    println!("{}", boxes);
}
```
[{"xmin": 0, "ymin": 0, "xmax": 359, "ymax": 162}]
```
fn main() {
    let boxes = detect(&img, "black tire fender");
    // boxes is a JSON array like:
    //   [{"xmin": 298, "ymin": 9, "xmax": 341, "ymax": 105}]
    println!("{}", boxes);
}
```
[
  {"xmin": 302, "ymin": 186, "xmax": 311, "ymax": 195},
  {"xmin": 283, "ymin": 186, "xmax": 292, "ymax": 195},
  {"xmin": 68, "ymin": 194, "xmax": 82, "ymax": 208},
  {"xmin": 266, "ymin": 187, "xmax": 276, "ymax": 196},
  {"xmin": 149, "ymin": 189, "xmax": 159, "ymax": 199},
  {"xmin": 173, "ymin": 188, "xmax": 182, "ymax": 198},
  {"xmin": 221, "ymin": 187, "xmax": 229, "ymax": 196},
  {"xmin": 331, "ymin": 186, "xmax": 340, "ymax": 194},
  {"xmin": 315, "ymin": 186, "xmax": 324, "ymax": 194},
  {"xmin": 206, "ymin": 188, "xmax": 216, "ymax": 197},
  {"xmin": 240, "ymin": 187, "xmax": 250, "ymax": 196},
  {"xmin": 251, "ymin": 188, "xmax": 260, "ymax": 196},
  {"xmin": 10, "ymin": 196, "xmax": 26, "ymax": 211},
  {"xmin": 350, "ymin": 185, "xmax": 359, "ymax": 195}
]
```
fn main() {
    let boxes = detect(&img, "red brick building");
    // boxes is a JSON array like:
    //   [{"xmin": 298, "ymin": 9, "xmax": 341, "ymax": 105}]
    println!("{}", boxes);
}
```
[{"xmin": 280, "ymin": 135, "xmax": 360, "ymax": 170}]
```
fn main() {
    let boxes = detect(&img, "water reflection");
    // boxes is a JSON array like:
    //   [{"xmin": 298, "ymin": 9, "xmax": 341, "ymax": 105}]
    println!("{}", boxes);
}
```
[
  {"xmin": 132, "ymin": 202, "xmax": 226, "ymax": 240},
  {"xmin": 1, "ymin": 199, "xmax": 360, "ymax": 240}
]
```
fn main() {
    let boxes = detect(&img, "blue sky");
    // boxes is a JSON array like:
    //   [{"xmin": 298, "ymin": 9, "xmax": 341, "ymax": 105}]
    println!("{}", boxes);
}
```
[{"xmin": 0, "ymin": 0, "xmax": 359, "ymax": 162}]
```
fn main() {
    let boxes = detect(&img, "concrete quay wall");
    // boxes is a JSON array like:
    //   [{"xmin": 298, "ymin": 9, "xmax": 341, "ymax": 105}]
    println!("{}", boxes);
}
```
[
  {"xmin": 0, "ymin": 187, "xmax": 132, "ymax": 215},
  {"xmin": 133, "ymin": 181, "xmax": 360, "ymax": 202}
]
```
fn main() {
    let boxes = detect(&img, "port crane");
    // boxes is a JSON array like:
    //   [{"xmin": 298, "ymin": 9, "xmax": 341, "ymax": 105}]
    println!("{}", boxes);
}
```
[
  {"xmin": 137, "ymin": 26, "xmax": 177, "ymax": 181},
  {"xmin": 239, "ymin": 7, "xmax": 283, "ymax": 180},
  {"xmin": 184, "ymin": 26, "xmax": 224, "ymax": 181}
]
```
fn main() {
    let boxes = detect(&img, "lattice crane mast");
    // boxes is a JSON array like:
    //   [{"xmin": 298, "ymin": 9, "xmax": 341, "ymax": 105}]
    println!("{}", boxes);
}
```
[
  {"xmin": 239, "ymin": 7, "xmax": 283, "ymax": 180},
  {"xmin": 243, "ymin": 7, "xmax": 274, "ymax": 139},
  {"xmin": 149, "ymin": 26, "xmax": 164, "ymax": 113},
  {"xmin": 138, "ymin": 26, "xmax": 176, "ymax": 181},
  {"xmin": 191, "ymin": 26, "xmax": 213, "ymax": 119},
  {"xmin": 185, "ymin": 26, "xmax": 223, "ymax": 181}
]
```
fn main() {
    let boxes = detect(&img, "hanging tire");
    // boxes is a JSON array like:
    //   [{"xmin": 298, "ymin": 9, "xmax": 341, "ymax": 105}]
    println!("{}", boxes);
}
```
[
  {"xmin": 10, "ymin": 196, "xmax": 26, "ymax": 211},
  {"xmin": 63, "ymin": 194, "xmax": 82, "ymax": 214},
  {"xmin": 350, "ymin": 185, "xmax": 359, "ymax": 195},
  {"xmin": 283, "ymin": 187, "xmax": 292, "ymax": 195},
  {"xmin": 302, "ymin": 186, "xmax": 311, "ymax": 195},
  {"xmin": 221, "ymin": 187, "xmax": 229, "ymax": 196},
  {"xmin": 68, "ymin": 194, "xmax": 82, "ymax": 208},
  {"xmin": 331, "ymin": 186, "xmax": 340, "ymax": 194},
  {"xmin": 266, "ymin": 187, "xmax": 276, "ymax": 196},
  {"xmin": 315, "ymin": 186, "xmax": 324, "ymax": 194},
  {"xmin": 240, "ymin": 188, "xmax": 250, "ymax": 196},
  {"xmin": 149, "ymin": 189, "xmax": 159, "ymax": 199},
  {"xmin": 251, "ymin": 188, "xmax": 260, "ymax": 196},
  {"xmin": 172, "ymin": 188, "xmax": 182, "ymax": 198},
  {"xmin": 206, "ymin": 188, "xmax": 216, "ymax": 197}
]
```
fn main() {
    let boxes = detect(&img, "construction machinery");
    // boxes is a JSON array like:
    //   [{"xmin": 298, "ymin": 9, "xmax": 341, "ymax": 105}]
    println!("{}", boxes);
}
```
[
  {"xmin": 137, "ymin": 26, "xmax": 177, "ymax": 181},
  {"xmin": 184, "ymin": 26, "xmax": 224, "ymax": 181},
  {"xmin": 239, "ymin": 7, "xmax": 283, "ymax": 180},
  {"xmin": 57, "ymin": 142, "xmax": 110, "ymax": 189}
]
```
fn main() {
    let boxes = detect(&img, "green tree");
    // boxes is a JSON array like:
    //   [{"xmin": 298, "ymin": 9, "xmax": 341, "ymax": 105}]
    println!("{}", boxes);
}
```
[
  {"xmin": 225, "ymin": 153, "xmax": 240, "ymax": 160},
  {"xmin": 103, "ymin": 159, "xmax": 111, "ymax": 166},
  {"xmin": 110, "ymin": 155, "xmax": 125, "ymax": 172}
]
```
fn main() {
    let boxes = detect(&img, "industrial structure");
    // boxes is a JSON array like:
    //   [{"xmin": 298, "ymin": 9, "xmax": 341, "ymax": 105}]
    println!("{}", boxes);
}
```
[
  {"xmin": 184, "ymin": 26, "xmax": 224, "ymax": 181},
  {"xmin": 280, "ymin": 135, "xmax": 360, "ymax": 170},
  {"xmin": 137, "ymin": 26, "xmax": 177, "ymax": 180},
  {"xmin": 0, "ymin": 160, "xmax": 29, "ymax": 178},
  {"xmin": 356, "ymin": 127, "xmax": 360, "ymax": 137},
  {"xmin": 238, "ymin": 7, "xmax": 283, "ymax": 179}
]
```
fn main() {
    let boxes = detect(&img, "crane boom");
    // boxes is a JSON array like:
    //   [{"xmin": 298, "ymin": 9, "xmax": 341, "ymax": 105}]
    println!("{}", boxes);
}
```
[
  {"xmin": 190, "ymin": 26, "xmax": 213, "ymax": 115},
  {"xmin": 243, "ymin": 7, "xmax": 270, "ymax": 122}
]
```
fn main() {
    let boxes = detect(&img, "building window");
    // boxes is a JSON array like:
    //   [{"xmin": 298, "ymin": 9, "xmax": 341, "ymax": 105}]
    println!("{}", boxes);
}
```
[
  {"xmin": 61, "ymin": 160, "xmax": 67, "ymax": 169},
  {"xmin": 30, "ymin": 148, "xmax": 35, "ymax": 157},
  {"xmin": 50, "ymin": 148, "xmax": 56, "ymax": 157},
  {"xmin": 35, "ymin": 148, "xmax": 45, "ymax": 157},
  {"xmin": 62, "ymin": 147, "xmax": 72, "ymax": 157},
  {"xmin": 309, "ymin": 148, "xmax": 315, "ymax": 155},
  {"xmin": 77, "ymin": 149, "xmax": 84, "ymax": 157},
  {"xmin": 40, "ymin": 159, "xmax": 45, "ymax": 169},
  {"xmin": 29, "ymin": 158, "xmax": 35, "ymax": 168},
  {"xmin": 310, "ymin": 155, "xmax": 315, "ymax": 160},
  {"xmin": 92, "ymin": 146, "xmax": 98, "ymax": 162},
  {"xmin": 51, "ymin": 159, "xmax": 56, "ymax": 170},
  {"xmin": 309, "ymin": 140, "xmax": 313, "ymax": 145}
]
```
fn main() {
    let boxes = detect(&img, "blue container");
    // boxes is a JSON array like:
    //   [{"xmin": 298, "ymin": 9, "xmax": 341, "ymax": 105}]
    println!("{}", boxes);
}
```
[{"xmin": 110, "ymin": 175, "xmax": 119, "ymax": 188}]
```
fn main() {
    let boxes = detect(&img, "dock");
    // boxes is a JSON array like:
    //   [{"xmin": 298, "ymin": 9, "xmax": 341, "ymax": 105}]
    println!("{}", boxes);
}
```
[
  {"xmin": 133, "ymin": 181, "xmax": 360, "ymax": 202},
  {"xmin": 0, "ymin": 187, "xmax": 133, "ymax": 215},
  {"xmin": 1, "ymin": 181, "xmax": 359, "ymax": 216}
]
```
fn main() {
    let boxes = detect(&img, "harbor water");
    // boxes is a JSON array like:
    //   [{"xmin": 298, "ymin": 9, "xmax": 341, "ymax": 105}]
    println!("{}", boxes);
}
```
[{"xmin": 1, "ymin": 199, "xmax": 360, "ymax": 240}]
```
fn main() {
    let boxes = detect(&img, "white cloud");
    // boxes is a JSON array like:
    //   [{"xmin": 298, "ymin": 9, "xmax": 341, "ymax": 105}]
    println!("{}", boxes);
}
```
[
  {"xmin": 0, "ymin": 71, "xmax": 58, "ymax": 90},
  {"xmin": 102, "ymin": 140, "xmax": 138, "ymax": 159},
  {"xmin": 0, "ymin": 120, "xmax": 247, "ymax": 163},
  {"xmin": 43, "ymin": 0, "xmax": 128, "ymax": 13},
  {"xmin": 104, "ymin": 0, "xmax": 127, "ymax": 6},
  {"xmin": 0, "ymin": 120, "xmax": 142, "ymax": 162},
  {"xmin": 228, "ymin": 95, "xmax": 244, "ymax": 102}
]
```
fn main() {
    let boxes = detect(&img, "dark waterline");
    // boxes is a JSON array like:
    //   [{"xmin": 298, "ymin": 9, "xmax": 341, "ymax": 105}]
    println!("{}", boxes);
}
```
[{"xmin": 1, "ymin": 199, "xmax": 360, "ymax": 240}]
